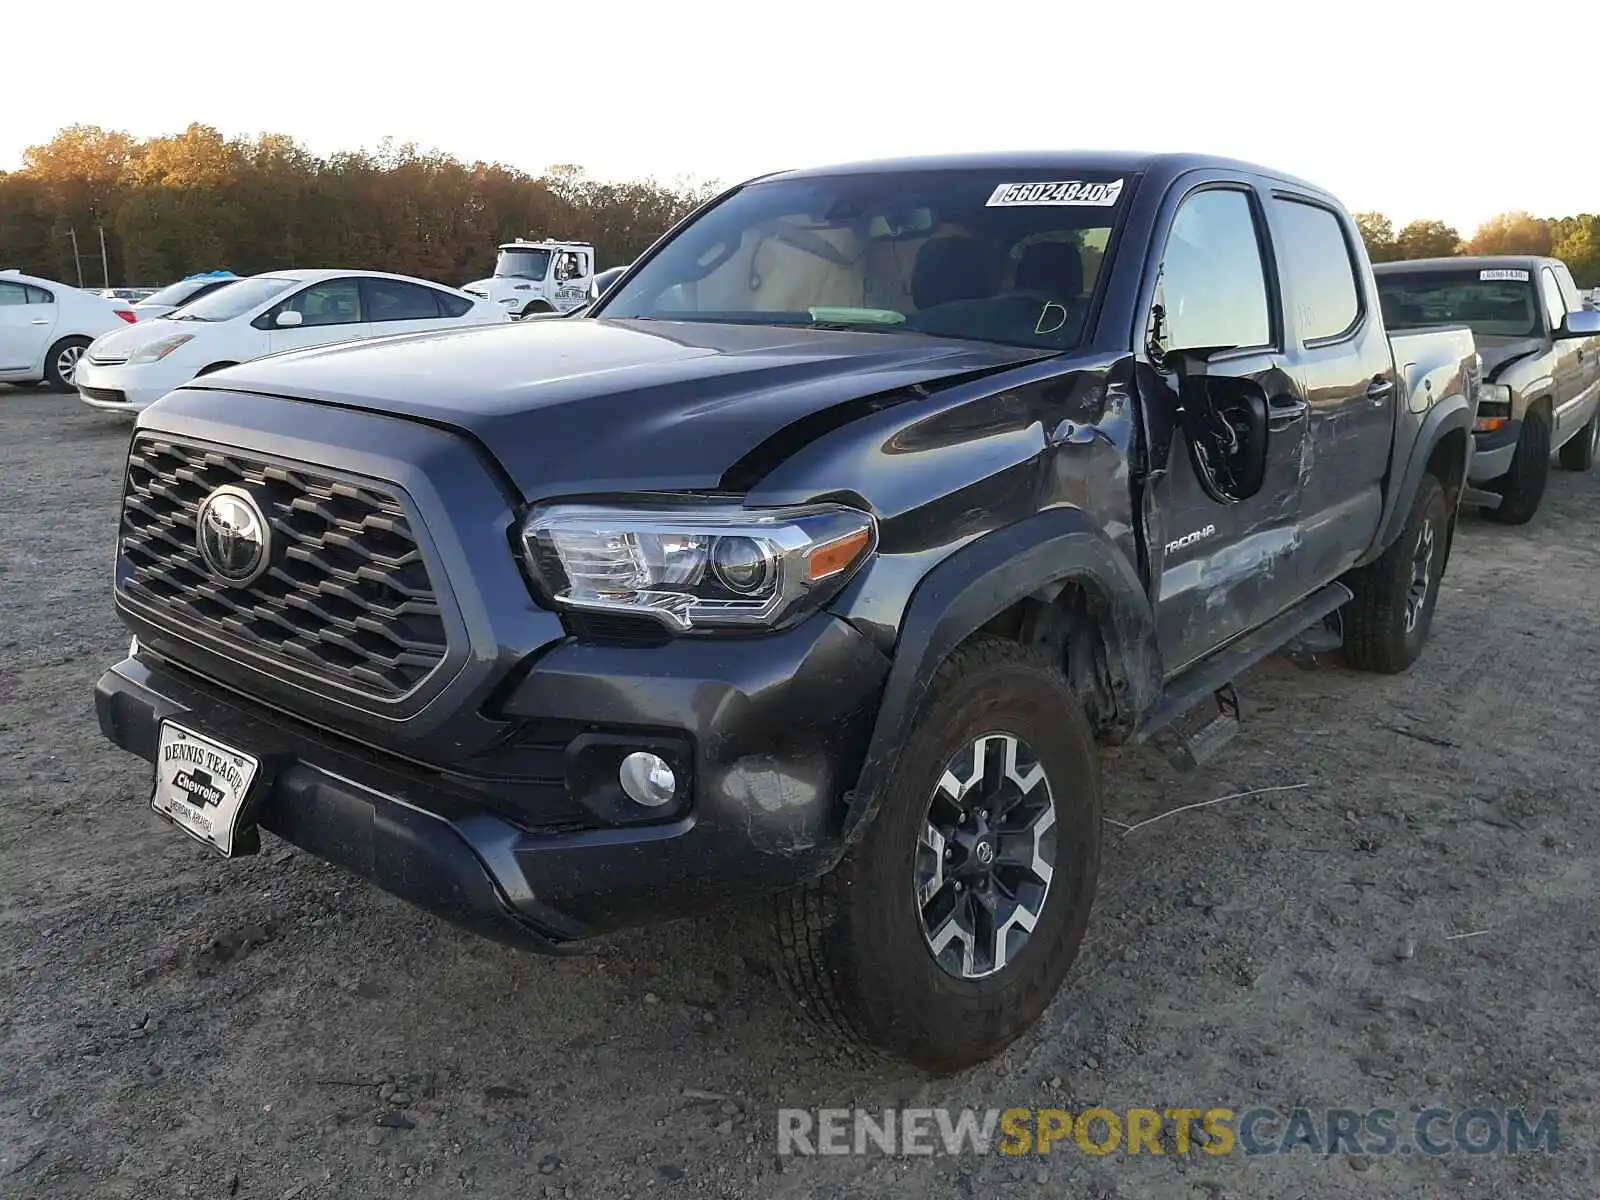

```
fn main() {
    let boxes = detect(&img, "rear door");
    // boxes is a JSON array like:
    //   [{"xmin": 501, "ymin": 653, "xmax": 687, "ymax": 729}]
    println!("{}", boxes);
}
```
[
  {"xmin": 1138, "ymin": 176, "xmax": 1312, "ymax": 673},
  {"xmin": 0, "ymin": 281, "xmax": 56, "ymax": 373},
  {"xmin": 1265, "ymin": 193, "xmax": 1395, "ymax": 577},
  {"xmin": 359, "ymin": 276, "xmax": 448, "ymax": 339}
]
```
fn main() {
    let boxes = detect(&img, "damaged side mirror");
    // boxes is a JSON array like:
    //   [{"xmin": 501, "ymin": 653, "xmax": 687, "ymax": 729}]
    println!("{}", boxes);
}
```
[{"xmin": 1177, "ymin": 372, "xmax": 1269, "ymax": 504}]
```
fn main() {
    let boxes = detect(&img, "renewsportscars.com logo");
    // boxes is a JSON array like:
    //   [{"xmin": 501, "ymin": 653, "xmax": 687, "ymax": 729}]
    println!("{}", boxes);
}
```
[{"xmin": 777, "ymin": 1106, "xmax": 1560, "ymax": 1159}]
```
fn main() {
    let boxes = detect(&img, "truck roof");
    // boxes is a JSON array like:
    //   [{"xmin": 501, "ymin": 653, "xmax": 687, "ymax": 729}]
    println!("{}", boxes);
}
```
[
  {"xmin": 1374, "ymin": 255, "xmax": 1561, "ymax": 274},
  {"xmin": 763, "ymin": 150, "xmax": 1329, "ymax": 195},
  {"xmin": 499, "ymin": 239, "xmax": 592, "ymax": 250}
]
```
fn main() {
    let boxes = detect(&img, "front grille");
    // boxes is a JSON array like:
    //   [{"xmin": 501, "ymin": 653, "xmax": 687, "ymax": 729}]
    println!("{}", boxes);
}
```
[
  {"xmin": 86, "ymin": 353, "xmax": 128, "ymax": 365},
  {"xmin": 119, "ymin": 435, "xmax": 450, "ymax": 703},
  {"xmin": 79, "ymin": 385, "xmax": 128, "ymax": 403}
]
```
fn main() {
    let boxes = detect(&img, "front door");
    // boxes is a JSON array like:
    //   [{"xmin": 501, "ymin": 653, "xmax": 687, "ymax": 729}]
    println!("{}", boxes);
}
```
[
  {"xmin": 1138, "ymin": 180, "xmax": 1311, "ymax": 674},
  {"xmin": 265, "ymin": 277, "xmax": 370, "ymax": 355},
  {"xmin": 1541, "ymin": 266, "xmax": 1585, "ymax": 439}
]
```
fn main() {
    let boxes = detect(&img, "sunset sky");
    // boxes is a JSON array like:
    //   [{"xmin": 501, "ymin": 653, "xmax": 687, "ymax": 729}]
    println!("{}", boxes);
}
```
[{"xmin": 6, "ymin": 0, "xmax": 1595, "ymax": 236}]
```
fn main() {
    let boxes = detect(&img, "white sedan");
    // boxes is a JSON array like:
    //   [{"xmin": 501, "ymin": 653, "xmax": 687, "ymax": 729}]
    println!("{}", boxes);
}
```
[
  {"xmin": 75, "ymin": 268, "xmax": 510, "ymax": 412},
  {"xmin": 0, "ymin": 270, "xmax": 139, "ymax": 389}
]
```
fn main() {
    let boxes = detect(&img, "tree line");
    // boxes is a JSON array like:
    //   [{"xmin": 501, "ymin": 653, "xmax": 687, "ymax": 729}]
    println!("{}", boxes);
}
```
[
  {"xmin": 4, "ymin": 125, "xmax": 1598, "ymax": 290},
  {"xmin": 0, "ymin": 124, "xmax": 718, "ymax": 288},
  {"xmin": 1354, "ymin": 210, "xmax": 1600, "ymax": 285}
]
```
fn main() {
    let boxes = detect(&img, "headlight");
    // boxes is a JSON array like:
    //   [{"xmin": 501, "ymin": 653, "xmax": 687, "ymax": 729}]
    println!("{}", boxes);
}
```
[
  {"xmin": 128, "ymin": 333, "xmax": 195, "ymax": 364},
  {"xmin": 522, "ymin": 503, "xmax": 876, "ymax": 632},
  {"xmin": 1474, "ymin": 383, "xmax": 1513, "ymax": 432}
]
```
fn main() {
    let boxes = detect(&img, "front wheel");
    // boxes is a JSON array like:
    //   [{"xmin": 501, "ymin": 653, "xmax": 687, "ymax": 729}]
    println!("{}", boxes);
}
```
[
  {"xmin": 1483, "ymin": 411, "xmax": 1551, "ymax": 523},
  {"xmin": 772, "ymin": 637, "xmax": 1102, "ymax": 1073},
  {"xmin": 1558, "ymin": 408, "xmax": 1598, "ymax": 472},
  {"xmin": 1343, "ymin": 473, "xmax": 1449, "ymax": 674},
  {"xmin": 44, "ymin": 336, "xmax": 91, "ymax": 391}
]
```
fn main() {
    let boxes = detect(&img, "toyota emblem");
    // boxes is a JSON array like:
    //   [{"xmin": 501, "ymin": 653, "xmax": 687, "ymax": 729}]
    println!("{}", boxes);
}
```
[{"xmin": 196, "ymin": 486, "xmax": 271, "ymax": 586}]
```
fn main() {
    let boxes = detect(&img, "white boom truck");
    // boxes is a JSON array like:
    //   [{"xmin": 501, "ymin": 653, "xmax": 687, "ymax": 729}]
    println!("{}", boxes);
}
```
[{"xmin": 462, "ymin": 239, "xmax": 596, "ymax": 318}]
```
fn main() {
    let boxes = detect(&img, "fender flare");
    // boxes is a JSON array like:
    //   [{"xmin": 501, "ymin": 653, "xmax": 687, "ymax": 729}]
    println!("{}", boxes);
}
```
[
  {"xmin": 1372, "ymin": 394, "xmax": 1473, "ymax": 553},
  {"xmin": 838, "ymin": 508, "xmax": 1160, "ymax": 846}
]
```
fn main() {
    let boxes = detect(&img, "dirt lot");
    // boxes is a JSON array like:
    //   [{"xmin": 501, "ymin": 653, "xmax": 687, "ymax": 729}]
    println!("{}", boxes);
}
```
[{"xmin": 2, "ymin": 387, "xmax": 1597, "ymax": 1199}]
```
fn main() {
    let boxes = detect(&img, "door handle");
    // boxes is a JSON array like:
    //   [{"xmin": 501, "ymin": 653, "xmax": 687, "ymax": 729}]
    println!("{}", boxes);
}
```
[
  {"xmin": 30, "ymin": 318, "xmax": 50, "ymax": 325},
  {"xmin": 1367, "ymin": 377, "xmax": 1395, "ymax": 403},
  {"xmin": 1268, "ymin": 395, "xmax": 1308, "ymax": 430}
]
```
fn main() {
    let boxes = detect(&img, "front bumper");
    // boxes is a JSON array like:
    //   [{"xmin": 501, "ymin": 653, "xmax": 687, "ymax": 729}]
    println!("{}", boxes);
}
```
[
  {"xmin": 75, "ymin": 358, "xmax": 183, "ymax": 411},
  {"xmin": 96, "ymin": 613, "xmax": 888, "ymax": 949},
  {"xmin": 1468, "ymin": 418, "xmax": 1521, "ymax": 482}
]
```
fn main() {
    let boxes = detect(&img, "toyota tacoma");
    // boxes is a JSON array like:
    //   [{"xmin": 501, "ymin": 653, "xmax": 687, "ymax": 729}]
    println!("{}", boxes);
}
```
[{"xmin": 96, "ymin": 152, "xmax": 1480, "ymax": 1072}]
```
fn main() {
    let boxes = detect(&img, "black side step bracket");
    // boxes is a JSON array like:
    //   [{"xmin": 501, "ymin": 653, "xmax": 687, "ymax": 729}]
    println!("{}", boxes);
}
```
[
  {"xmin": 1462, "ymin": 485, "xmax": 1502, "ymax": 510},
  {"xmin": 1135, "ymin": 581, "xmax": 1354, "ymax": 760}
]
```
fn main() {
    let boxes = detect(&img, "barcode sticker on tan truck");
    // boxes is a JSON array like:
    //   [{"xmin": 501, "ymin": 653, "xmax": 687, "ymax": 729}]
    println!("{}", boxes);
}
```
[{"xmin": 1480, "ymin": 269, "xmax": 1530, "ymax": 282}]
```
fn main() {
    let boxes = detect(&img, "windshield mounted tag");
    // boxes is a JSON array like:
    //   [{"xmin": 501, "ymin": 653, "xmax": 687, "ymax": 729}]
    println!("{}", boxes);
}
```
[{"xmin": 986, "ymin": 179, "xmax": 1124, "ymax": 208}]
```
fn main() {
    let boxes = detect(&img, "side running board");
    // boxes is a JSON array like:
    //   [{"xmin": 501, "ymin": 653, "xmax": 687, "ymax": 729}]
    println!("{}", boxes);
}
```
[{"xmin": 1135, "ymin": 582, "xmax": 1354, "ymax": 769}]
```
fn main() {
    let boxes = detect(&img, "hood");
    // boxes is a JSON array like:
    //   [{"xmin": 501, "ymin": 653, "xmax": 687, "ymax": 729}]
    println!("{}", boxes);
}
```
[
  {"xmin": 1474, "ymin": 335, "xmax": 1546, "ymax": 381},
  {"xmin": 191, "ymin": 318, "xmax": 1048, "ymax": 496},
  {"xmin": 87, "ymin": 315, "xmax": 185, "ymax": 360},
  {"xmin": 464, "ymin": 277, "xmax": 541, "ymax": 298}
]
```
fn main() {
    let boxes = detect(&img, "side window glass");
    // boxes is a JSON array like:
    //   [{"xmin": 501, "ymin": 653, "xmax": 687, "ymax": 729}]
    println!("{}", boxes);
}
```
[
  {"xmin": 364, "ymin": 278, "xmax": 442, "ymax": 322},
  {"xmin": 1540, "ymin": 269, "xmax": 1566, "ymax": 330},
  {"xmin": 0, "ymin": 283, "xmax": 27, "ymax": 307},
  {"xmin": 1271, "ymin": 199, "xmax": 1361, "ymax": 342},
  {"xmin": 25, "ymin": 285, "xmax": 54, "ymax": 305},
  {"xmin": 1554, "ymin": 264, "xmax": 1584, "ymax": 314},
  {"xmin": 436, "ymin": 290, "xmax": 473, "ymax": 318},
  {"xmin": 282, "ymin": 279, "xmax": 363, "ymax": 327},
  {"xmin": 1156, "ymin": 189, "xmax": 1272, "ymax": 355}
]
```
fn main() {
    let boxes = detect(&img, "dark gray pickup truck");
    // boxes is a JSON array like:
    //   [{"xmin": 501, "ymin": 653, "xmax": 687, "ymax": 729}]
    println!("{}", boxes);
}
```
[
  {"xmin": 96, "ymin": 152, "xmax": 1479, "ymax": 1071},
  {"xmin": 1376, "ymin": 255, "xmax": 1600, "ymax": 523}
]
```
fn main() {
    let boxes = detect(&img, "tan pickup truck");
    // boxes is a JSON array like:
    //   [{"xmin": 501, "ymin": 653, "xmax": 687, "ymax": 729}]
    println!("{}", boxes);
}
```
[{"xmin": 1376, "ymin": 255, "xmax": 1600, "ymax": 524}]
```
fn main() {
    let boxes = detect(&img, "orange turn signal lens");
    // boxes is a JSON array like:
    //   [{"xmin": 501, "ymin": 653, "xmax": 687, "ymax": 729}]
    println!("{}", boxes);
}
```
[
  {"xmin": 1474, "ymin": 417, "xmax": 1508, "ymax": 433},
  {"xmin": 804, "ymin": 528, "xmax": 872, "ymax": 582}
]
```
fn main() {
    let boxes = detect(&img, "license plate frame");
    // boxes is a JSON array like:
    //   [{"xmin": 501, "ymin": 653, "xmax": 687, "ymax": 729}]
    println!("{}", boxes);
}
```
[{"xmin": 149, "ymin": 721, "xmax": 262, "ymax": 857}]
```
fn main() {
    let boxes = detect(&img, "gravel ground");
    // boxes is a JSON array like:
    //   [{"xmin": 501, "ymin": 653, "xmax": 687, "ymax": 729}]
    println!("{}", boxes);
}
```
[{"xmin": 2, "ymin": 387, "xmax": 1597, "ymax": 1199}]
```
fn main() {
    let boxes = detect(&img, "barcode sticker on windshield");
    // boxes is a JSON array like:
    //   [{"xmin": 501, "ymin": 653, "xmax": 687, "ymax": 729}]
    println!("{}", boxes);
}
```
[
  {"xmin": 1480, "ymin": 269, "xmax": 1530, "ymax": 282},
  {"xmin": 986, "ymin": 180, "xmax": 1125, "ymax": 208}
]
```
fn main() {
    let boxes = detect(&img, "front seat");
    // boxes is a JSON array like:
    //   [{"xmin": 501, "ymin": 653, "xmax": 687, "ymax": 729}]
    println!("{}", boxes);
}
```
[
  {"xmin": 910, "ymin": 237, "xmax": 998, "ymax": 311},
  {"xmin": 1014, "ymin": 241, "xmax": 1084, "ymax": 298}
]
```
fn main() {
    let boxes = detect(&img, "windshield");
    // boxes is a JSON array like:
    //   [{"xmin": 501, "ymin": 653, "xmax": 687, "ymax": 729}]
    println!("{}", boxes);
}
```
[
  {"xmin": 595, "ymin": 169, "xmax": 1128, "ymax": 350},
  {"xmin": 143, "ymin": 277, "xmax": 230, "ymax": 308},
  {"xmin": 170, "ymin": 276, "xmax": 297, "ymax": 322},
  {"xmin": 1377, "ymin": 269, "xmax": 1540, "ymax": 339},
  {"xmin": 494, "ymin": 248, "xmax": 553, "ymax": 280}
]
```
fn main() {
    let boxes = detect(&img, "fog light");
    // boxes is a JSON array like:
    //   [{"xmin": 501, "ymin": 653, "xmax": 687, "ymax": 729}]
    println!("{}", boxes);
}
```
[{"xmin": 619, "ymin": 751, "xmax": 676, "ymax": 808}]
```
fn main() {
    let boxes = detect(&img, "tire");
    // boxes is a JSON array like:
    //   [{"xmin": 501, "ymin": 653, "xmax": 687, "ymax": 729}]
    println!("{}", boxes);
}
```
[
  {"xmin": 196, "ymin": 361, "xmax": 238, "ymax": 377},
  {"xmin": 519, "ymin": 301, "xmax": 554, "ymax": 319},
  {"xmin": 1557, "ymin": 408, "xmax": 1598, "ymax": 472},
  {"xmin": 1482, "ymin": 410, "xmax": 1551, "ymax": 524},
  {"xmin": 1343, "ymin": 473, "xmax": 1449, "ymax": 674},
  {"xmin": 771, "ymin": 637, "xmax": 1102, "ymax": 1074},
  {"xmin": 43, "ymin": 336, "xmax": 91, "ymax": 391}
]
